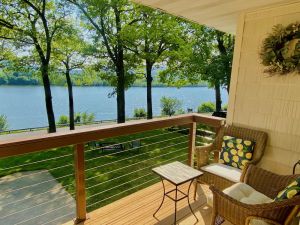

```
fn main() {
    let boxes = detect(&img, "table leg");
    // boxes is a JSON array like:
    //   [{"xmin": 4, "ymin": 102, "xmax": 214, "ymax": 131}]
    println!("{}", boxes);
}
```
[
  {"xmin": 153, "ymin": 178, "xmax": 166, "ymax": 218},
  {"xmin": 174, "ymin": 185, "xmax": 178, "ymax": 225},
  {"xmin": 188, "ymin": 179, "xmax": 199, "ymax": 223}
]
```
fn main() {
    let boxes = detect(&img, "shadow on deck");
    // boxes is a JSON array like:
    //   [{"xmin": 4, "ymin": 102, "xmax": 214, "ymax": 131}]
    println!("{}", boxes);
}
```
[{"xmin": 64, "ymin": 182, "xmax": 225, "ymax": 225}]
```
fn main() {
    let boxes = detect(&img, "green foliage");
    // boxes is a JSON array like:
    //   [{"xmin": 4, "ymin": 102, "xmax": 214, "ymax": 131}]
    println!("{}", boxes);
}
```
[
  {"xmin": 160, "ymin": 26, "xmax": 234, "ymax": 91},
  {"xmin": 123, "ymin": 6, "xmax": 187, "ymax": 74},
  {"xmin": 223, "ymin": 104, "xmax": 228, "ymax": 111},
  {"xmin": 57, "ymin": 115, "xmax": 69, "ymax": 125},
  {"xmin": 133, "ymin": 108, "xmax": 147, "ymax": 118},
  {"xmin": 197, "ymin": 102, "xmax": 216, "ymax": 113},
  {"xmin": 57, "ymin": 112, "xmax": 95, "ymax": 125},
  {"xmin": 0, "ymin": 0, "xmax": 72, "ymax": 132},
  {"xmin": 260, "ymin": 22, "xmax": 300, "ymax": 74},
  {"xmin": 0, "ymin": 71, "xmax": 39, "ymax": 85},
  {"xmin": 160, "ymin": 96, "xmax": 183, "ymax": 116},
  {"xmin": 175, "ymin": 108, "xmax": 186, "ymax": 115},
  {"xmin": 0, "ymin": 40, "xmax": 16, "ymax": 68},
  {"xmin": 0, "ymin": 114, "xmax": 8, "ymax": 131},
  {"xmin": 69, "ymin": 0, "xmax": 140, "ymax": 88},
  {"xmin": 74, "ymin": 113, "xmax": 82, "ymax": 123},
  {"xmin": 81, "ymin": 112, "xmax": 95, "ymax": 124},
  {"xmin": 52, "ymin": 25, "xmax": 91, "ymax": 75}
]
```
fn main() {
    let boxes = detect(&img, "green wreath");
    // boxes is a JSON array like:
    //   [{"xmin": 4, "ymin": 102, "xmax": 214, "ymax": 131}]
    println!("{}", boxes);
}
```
[{"xmin": 260, "ymin": 22, "xmax": 300, "ymax": 75}]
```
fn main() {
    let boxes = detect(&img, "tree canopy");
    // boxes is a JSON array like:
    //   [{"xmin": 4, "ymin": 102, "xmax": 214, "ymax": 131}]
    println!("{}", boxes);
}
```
[{"xmin": 0, "ymin": 0, "xmax": 234, "ymax": 131}]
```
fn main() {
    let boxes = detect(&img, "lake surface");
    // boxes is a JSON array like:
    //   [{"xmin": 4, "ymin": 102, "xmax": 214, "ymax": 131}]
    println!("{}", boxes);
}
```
[{"xmin": 0, "ymin": 86, "xmax": 228, "ymax": 130}]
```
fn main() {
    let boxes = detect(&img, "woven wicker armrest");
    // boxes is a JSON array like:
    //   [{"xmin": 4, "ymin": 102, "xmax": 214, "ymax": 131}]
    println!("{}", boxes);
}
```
[
  {"xmin": 211, "ymin": 149, "xmax": 220, "ymax": 163},
  {"xmin": 210, "ymin": 185, "xmax": 300, "ymax": 225},
  {"xmin": 241, "ymin": 164, "xmax": 299, "ymax": 198},
  {"xmin": 195, "ymin": 144, "xmax": 214, "ymax": 168}
]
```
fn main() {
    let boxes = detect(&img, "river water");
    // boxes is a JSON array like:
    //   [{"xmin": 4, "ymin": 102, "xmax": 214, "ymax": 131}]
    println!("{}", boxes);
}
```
[{"xmin": 0, "ymin": 86, "xmax": 228, "ymax": 129}]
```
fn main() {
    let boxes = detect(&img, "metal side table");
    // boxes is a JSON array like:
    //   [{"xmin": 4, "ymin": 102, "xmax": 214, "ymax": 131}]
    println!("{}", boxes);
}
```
[{"xmin": 152, "ymin": 161, "xmax": 203, "ymax": 224}]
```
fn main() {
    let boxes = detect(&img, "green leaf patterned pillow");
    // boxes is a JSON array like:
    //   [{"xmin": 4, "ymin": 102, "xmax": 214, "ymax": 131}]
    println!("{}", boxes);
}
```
[
  {"xmin": 275, "ymin": 177, "xmax": 300, "ymax": 201},
  {"xmin": 219, "ymin": 136, "xmax": 255, "ymax": 170}
]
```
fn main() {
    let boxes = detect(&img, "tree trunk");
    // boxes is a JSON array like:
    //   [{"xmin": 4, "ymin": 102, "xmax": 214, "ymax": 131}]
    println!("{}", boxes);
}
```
[
  {"xmin": 114, "ymin": 7, "xmax": 126, "ymax": 124},
  {"xmin": 226, "ymin": 81, "xmax": 230, "ymax": 94},
  {"xmin": 116, "ymin": 63, "xmax": 126, "ymax": 123},
  {"xmin": 41, "ymin": 64, "xmax": 56, "ymax": 133},
  {"xmin": 65, "ymin": 68, "xmax": 75, "ymax": 130},
  {"xmin": 146, "ymin": 61, "xmax": 153, "ymax": 119},
  {"xmin": 215, "ymin": 81, "xmax": 222, "ymax": 112}
]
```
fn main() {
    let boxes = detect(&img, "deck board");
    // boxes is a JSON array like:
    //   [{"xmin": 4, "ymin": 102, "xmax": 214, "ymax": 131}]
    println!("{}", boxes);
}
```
[{"xmin": 64, "ymin": 182, "xmax": 231, "ymax": 225}]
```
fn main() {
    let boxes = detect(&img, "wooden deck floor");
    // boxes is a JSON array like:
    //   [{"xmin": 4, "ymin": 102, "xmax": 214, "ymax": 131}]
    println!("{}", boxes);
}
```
[{"xmin": 64, "ymin": 182, "xmax": 230, "ymax": 225}]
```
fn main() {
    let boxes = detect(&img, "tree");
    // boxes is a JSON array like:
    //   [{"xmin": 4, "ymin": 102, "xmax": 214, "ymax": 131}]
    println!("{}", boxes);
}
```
[
  {"xmin": 57, "ymin": 115, "xmax": 69, "ymax": 125},
  {"xmin": 68, "ymin": 0, "xmax": 139, "ymax": 123},
  {"xmin": 197, "ymin": 102, "xmax": 215, "ymax": 113},
  {"xmin": 0, "ymin": 114, "xmax": 8, "ymax": 131},
  {"xmin": 80, "ymin": 112, "xmax": 95, "ymax": 124},
  {"xmin": 160, "ymin": 24, "xmax": 234, "ymax": 112},
  {"xmin": 123, "ymin": 7, "xmax": 185, "ymax": 119},
  {"xmin": 133, "ymin": 108, "xmax": 146, "ymax": 118},
  {"xmin": 52, "ymin": 27, "xmax": 90, "ymax": 130},
  {"xmin": 160, "ymin": 96, "xmax": 182, "ymax": 117},
  {"xmin": 215, "ymin": 31, "xmax": 234, "ymax": 94},
  {"xmin": 0, "ymin": 40, "xmax": 15, "ymax": 68},
  {"xmin": 0, "ymin": 0, "xmax": 69, "ymax": 132},
  {"xmin": 199, "ymin": 30, "xmax": 234, "ymax": 111}
]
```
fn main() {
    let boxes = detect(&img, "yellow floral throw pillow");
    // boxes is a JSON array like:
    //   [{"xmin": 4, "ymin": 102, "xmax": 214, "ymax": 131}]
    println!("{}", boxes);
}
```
[
  {"xmin": 275, "ymin": 177, "xmax": 300, "ymax": 201},
  {"xmin": 219, "ymin": 136, "xmax": 255, "ymax": 170}
]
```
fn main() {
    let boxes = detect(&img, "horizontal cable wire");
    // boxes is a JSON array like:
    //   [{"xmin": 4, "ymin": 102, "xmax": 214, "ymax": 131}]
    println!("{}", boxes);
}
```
[
  {"xmin": 196, "ymin": 135, "xmax": 213, "ymax": 141},
  {"xmin": 85, "ymin": 128, "xmax": 188, "ymax": 153},
  {"xmin": 0, "ymin": 163, "xmax": 74, "ymax": 183},
  {"xmin": 0, "ymin": 152, "xmax": 73, "ymax": 171},
  {"xmin": 197, "ymin": 129, "xmax": 215, "ymax": 135},
  {"xmin": 86, "ymin": 141, "xmax": 188, "ymax": 172},
  {"xmin": 86, "ymin": 146, "xmax": 188, "ymax": 181},
  {"xmin": 86, "ymin": 134, "xmax": 188, "ymax": 164},
  {"xmin": 15, "ymin": 202, "xmax": 75, "ymax": 225},
  {"xmin": 87, "ymin": 176, "xmax": 159, "ymax": 209},
  {"xmin": 0, "ymin": 173, "xmax": 74, "ymax": 196},
  {"xmin": 41, "ymin": 212, "xmax": 75, "ymax": 225},
  {"xmin": 5, "ymin": 155, "xmax": 188, "ymax": 222},
  {"xmin": 87, "ymin": 172, "xmax": 153, "ymax": 200},
  {"xmin": 0, "ymin": 183, "xmax": 75, "ymax": 208},
  {"xmin": 86, "ymin": 152, "xmax": 188, "ymax": 190},
  {"xmin": 196, "ymin": 142, "xmax": 211, "ymax": 146},
  {"xmin": 0, "ymin": 192, "xmax": 75, "ymax": 220}
]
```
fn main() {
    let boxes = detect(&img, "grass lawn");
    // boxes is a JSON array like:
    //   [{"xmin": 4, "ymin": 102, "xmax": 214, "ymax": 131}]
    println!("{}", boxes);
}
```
[{"xmin": 0, "ymin": 127, "xmax": 203, "ymax": 213}]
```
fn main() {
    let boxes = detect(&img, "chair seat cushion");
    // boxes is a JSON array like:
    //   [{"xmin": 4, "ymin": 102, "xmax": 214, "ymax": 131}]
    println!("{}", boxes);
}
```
[
  {"xmin": 223, "ymin": 183, "xmax": 273, "ymax": 204},
  {"xmin": 201, "ymin": 163, "xmax": 242, "ymax": 183},
  {"xmin": 207, "ymin": 183, "xmax": 273, "ymax": 225}
]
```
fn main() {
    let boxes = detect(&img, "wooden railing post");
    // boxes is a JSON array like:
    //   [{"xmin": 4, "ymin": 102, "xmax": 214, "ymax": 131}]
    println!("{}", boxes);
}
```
[
  {"xmin": 188, "ymin": 122, "xmax": 196, "ymax": 167},
  {"xmin": 213, "ymin": 126, "xmax": 222, "ymax": 162},
  {"xmin": 74, "ymin": 143, "xmax": 86, "ymax": 223}
]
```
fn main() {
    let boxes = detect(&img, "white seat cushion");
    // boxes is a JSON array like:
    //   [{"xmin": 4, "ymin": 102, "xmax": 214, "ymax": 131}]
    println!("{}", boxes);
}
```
[
  {"xmin": 207, "ymin": 183, "xmax": 273, "ymax": 225},
  {"xmin": 223, "ymin": 183, "xmax": 273, "ymax": 204},
  {"xmin": 201, "ymin": 163, "xmax": 242, "ymax": 183}
]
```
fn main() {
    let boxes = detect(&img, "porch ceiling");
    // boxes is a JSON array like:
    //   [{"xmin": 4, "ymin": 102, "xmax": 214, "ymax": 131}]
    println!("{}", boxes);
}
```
[{"xmin": 132, "ymin": 0, "xmax": 296, "ymax": 34}]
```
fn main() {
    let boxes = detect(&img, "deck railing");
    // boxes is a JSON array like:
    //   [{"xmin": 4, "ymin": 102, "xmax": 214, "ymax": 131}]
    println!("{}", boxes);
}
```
[{"xmin": 0, "ymin": 114, "xmax": 224, "ymax": 224}]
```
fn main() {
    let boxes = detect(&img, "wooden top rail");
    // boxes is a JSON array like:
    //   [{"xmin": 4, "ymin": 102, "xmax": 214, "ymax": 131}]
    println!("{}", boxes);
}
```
[{"xmin": 0, "ymin": 114, "xmax": 225, "ymax": 158}]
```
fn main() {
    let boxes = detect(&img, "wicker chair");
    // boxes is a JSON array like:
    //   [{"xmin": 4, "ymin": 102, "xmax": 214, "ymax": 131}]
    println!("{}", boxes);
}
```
[
  {"xmin": 195, "ymin": 125, "xmax": 268, "ymax": 195},
  {"xmin": 210, "ymin": 163, "xmax": 300, "ymax": 225}
]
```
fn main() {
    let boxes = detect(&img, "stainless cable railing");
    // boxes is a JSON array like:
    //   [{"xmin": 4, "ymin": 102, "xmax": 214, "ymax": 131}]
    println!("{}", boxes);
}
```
[
  {"xmin": 84, "ymin": 127, "xmax": 189, "ymax": 211},
  {"xmin": 0, "ymin": 114, "xmax": 225, "ymax": 224},
  {"xmin": 0, "ymin": 147, "xmax": 76, "ymax": 225}
]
